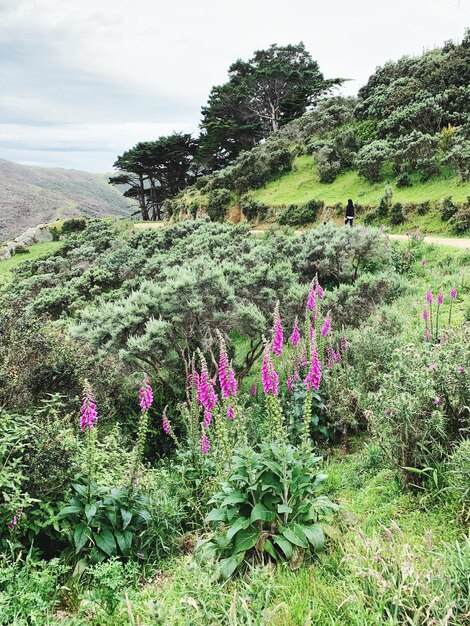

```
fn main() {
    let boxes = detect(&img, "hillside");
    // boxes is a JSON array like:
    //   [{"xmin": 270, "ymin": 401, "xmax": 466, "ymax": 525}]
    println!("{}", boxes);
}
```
[
  {"xmin": 0, "ymin": 159, "xmax": 132, "ymax": 241},
  {"xmin": 166, "ymin": 33, "xmax": 470, "ymax": 235}
]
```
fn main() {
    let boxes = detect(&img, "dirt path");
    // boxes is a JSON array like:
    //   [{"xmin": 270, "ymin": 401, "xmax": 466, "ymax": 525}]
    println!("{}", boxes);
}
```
[
  {"xmin": 134, "ymin": 222, "xmax": 470, "ymax": 249},
  {"xmin": 388, "ymin": 234, "xmax": 470, "ymax": 249}
]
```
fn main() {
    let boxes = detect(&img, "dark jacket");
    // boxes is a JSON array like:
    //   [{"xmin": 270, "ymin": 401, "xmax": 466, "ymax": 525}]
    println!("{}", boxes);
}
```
[{"xmin": 345, "ymin": 201, "xmax": 355, "ymax": 217}]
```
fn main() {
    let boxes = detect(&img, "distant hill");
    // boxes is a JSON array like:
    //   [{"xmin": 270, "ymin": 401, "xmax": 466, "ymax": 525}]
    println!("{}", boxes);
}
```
[{"xmin": 0, "ymin": 159, "xmax": 132, "ymax": 241}]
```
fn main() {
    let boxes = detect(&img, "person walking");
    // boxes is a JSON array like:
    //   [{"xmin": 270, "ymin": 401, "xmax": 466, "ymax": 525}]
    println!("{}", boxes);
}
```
[{"xmin": 345, "ymin": 199, "xmax": 355, "ymax": 227}]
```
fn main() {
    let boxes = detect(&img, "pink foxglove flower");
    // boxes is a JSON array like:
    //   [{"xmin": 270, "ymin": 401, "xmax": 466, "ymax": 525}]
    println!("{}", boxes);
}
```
[
  {"xmin": 307, "ymin": 284, "xmax": 316, "ymax": 311},
  {"xmin": 80, "ymin": 381, "xmax": 98, "ymax": 431},
  {"xmin": 139, "ymin": 375, "xmax": 153, "ymax": 411},
  {"xmin": 261, "ymin": 347, "xmax": 279, "ymax": 396},
  {"xmin": 162, "ymin": 410, "xmax": 172, "ymax": 435},
  {"xmin": 304, "ymin": 347, "xmax": 321, "ymax": 391},
  {"xmin": 437, "ymin": 293, "xmax": 444, "ymax": 305},
  {"xmin": 196, "ymin": 357, "xmax": 217, "ymax": 427},
  {"xmin": 457, "ymin": 366, "xmax": 464, "ymax": 373},
  {"xmin": 426, "ymin": 290, "xmax": 433, "ymax": 304},
  {"xmin": 423, "ymin": 308, "xmax": 429, "ymax": 321},
  {"xmin": 227, "ymin": 404, "xmax": 235, "ymax": 420},
  {"xmin": 326, "ymin": 346, "xmax": 334, "ymax": 370},
  {"xmin": 321, "ymin": 315, "xmax": 331, "ymax": 337},
  {"xmin": 290, "ymin": 317, "xmax": 300, "ymax": 347},
  {"xmin": 433, "ymin": 397, "xmax": 440, "ymax": 405},
  {"xmin": 450, "ymin": 288, "xmax": 457, "ymax": 299},
  {"xmin": 271, "ymin": 302, "xmax": 283, "ymax": 356},
  {"xmin": 421, "ymin": 258, "xmax": 426, "ymax": 266},
  {"xmin": 424, "ymin": 331, "xmax": 430, "ymax": 341},
  {"xmin": 287, "ymin": 376, "xmax": 294, "ymax": 393},
  {"xmin": 250, "ymin": 383, "xmax": 257, "ymax": 396},
  {"xmin": 340, "ymin": 335, "xmax": 349, "ymax": 352},
  {"xmin": 199, "ymin": 431, "xmax": 211, "ymax": 455},
  {"xmin": 314, "ymin": 276, "xmax": 324, "ymax": 300},
  {"xmin": 218, "ymin": 338, "xmax": 237, "ymax": 398}
]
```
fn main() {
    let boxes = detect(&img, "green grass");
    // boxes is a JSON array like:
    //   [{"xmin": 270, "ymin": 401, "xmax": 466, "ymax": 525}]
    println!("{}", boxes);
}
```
[
  {"xmin": 251, "ymin": 155, "xmax": 470, "ymax": 208},
  {"xmin": 0, "ymin": 241, "xmax": 63, "ymax": 288}
]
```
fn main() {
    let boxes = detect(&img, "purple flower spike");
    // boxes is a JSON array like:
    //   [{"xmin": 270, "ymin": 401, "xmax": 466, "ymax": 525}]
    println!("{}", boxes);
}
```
[
  {"xmin": 422, "ymin": 258, "xmax": 426, "ymax": 266},
  {"xmin": 321, "ymin": 315, "xmax": 331, "ymax": 337},
  {"xmin": 199, "ymin": 432, "xmax": 211, "ymax": 455},
  {"xmin": 304, "ymin": 347, "xmax": 321, "ymax": 391},
  {"xmin": 139, "ymin": 375, "xmax": 153, "ymax": 411},
  {"xmin": 80, "ymin": 381, "xmax": 98, "ymax": 431},
  {"xmin": 271, "ymin": 302, "xmax": 284, "ymax": 356},
  {"xmin": 290, "ymin": 317, "xmax": 300, "ymax": 347},
  {"xmin": 426, "ymin": 290, "xmax": 433, "ymax": 304},
  {"xmin": 450, "ymin": 288, "xmax": 457, "ymax": 299},
  {"xmin": 437, "ymin": 293, "xmax": 444, "ymax": 305}
]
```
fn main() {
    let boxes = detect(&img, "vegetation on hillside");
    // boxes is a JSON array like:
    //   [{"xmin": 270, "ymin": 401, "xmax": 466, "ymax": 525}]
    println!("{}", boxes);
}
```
[
  {"xmin": 161, "ymin": 32, "xmax": 470, "ymax": 233},
  {"xmin": 0, "ymin": 220, "xmax": 468, "ymax": 624}
]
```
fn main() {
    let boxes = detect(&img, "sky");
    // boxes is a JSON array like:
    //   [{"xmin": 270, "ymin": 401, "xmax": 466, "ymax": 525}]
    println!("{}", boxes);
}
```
[{"xmin": 0, "ymin": 0, "xmax": 468, "ymax": 173}]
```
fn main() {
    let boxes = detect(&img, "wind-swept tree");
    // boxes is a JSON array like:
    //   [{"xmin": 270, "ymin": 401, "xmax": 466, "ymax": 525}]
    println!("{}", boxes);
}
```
[
  {"xmin": 110, "ymin": 133, "xmax": 199, "ymax": 221},
  {"xmin": 199, "ymin": 43, "xmax": 343, "ymax": 169}
]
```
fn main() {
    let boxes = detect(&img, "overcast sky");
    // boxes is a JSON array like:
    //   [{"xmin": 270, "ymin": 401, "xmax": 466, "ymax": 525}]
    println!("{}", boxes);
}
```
[{"xmin": 0, "ymin": 0, "xmax": 467, "ymax": 172}]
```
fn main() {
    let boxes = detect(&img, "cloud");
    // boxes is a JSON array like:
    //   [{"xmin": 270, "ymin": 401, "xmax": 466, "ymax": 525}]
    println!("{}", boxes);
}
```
[{"xmin": 0, "ymin": 0, "xmax": 467, "ymax": 171}]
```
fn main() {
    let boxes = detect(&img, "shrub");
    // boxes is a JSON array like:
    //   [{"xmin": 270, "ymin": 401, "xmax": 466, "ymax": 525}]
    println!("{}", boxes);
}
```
[
  {"xmin": 49, "ymin": 225, "xmax": 60, "ymax": 241},
  {"xmin": 396, "ymin": 173, "xmax": 412, "ymax": 188},
  {"xmin": 390, "ymin": 202, "xmax": 405, "ymax": 225},
  {"xmin": 417, "ymin": 200, "xmax": 430, "ymax": 215},
  {"xmin": 450, "ymin": 203, "xmax": 470, "ymax": 234},
  {"xmin": 206, "ymin": 188, "xmax": 231, "ymax": 221},
  {"xmin": 356, "ymin": 140, "xmax": 392, "ymax": 182},
  {"xmin": 278, "ymin": 200, "xmax": 324, "ymax": 226},
  {"xmin": 239, "ymin": 196, "xmax": 269, "ymax": 222},
  {"xmin": 197, "ymin": 443, "xmax": 338, "ymax": 578},
  {"xmin": 441, "ymin": 196, "xmax": 458, "ymax": 221},
  {"xmin": 61, "ymin": 218, "xmax": 88, "ymax": 235}
]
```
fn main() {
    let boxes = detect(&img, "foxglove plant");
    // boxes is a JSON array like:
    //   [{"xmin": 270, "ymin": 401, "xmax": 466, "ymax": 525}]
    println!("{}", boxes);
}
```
[
  {"xmin": 271, "ymin": 301, "xmax": 284, "ymax": 356},
  {"xmin": 131, "ymin": 374, "xmax": 154, "ymax": 488},
  {"xmin": 290, "ymin": 317, "xmax": 300, "ymax": 347},
  {"xmin": 196, "ymin": 352, "xmax": 218, "ymax": 428},
  {"xmin": 302, "ymin": 342, "xmax": 322, "ymax": 446},
  {"xmin": 449, "ymin": 287, "xmax": 457, "ymax": 326},
  {"xmin": 261, "ymin": 344, "xmax": 285, "ymax": 441}
]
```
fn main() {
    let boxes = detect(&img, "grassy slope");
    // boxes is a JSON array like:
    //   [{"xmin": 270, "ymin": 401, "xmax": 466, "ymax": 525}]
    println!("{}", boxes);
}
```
[
  {"xmin": 0, "ymin": 241, "xmax": 63, "ymax": 288},
  {"xmin": 252, "ymin": 155, "xmax": 470, "ymax": 208}
]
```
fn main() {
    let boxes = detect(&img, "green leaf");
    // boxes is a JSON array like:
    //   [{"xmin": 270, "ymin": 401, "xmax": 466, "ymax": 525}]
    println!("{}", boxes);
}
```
[
  {"xmin": 205, "ymin": 508, "xmax": 226, "ymax": 522},
  {"xmin": 93, "ymin": 529, "xmax": 117, "ymax": 556},
  {"xmin": 263, "ymin": 538, "xmax": 278, "ymax": 561},
  {"xmin": 58, "ymin": 505, "xmax": 82, "ymax": 517},
  {"xmin": 72, "ymin": 483, "xmax": 88, "ymax": 497},
  {"xmin": 73, "ymin": 523, "xmax": 89, "ymax": 553},
  {"xmin": 121, "ymin": 508, "xmax": 133, "ymax": 530},
  {"xmin": 115, "ymin": 529, "xmax": 132, "ymax": 556},
  {"xmin": 226, "ymin": 516, "xmax": 250, "ymax": 541},
  {"xmin": 222, "ymin": 491, "xmax": 247, "ymax": 506},
  {"xmin": 250, "ymin": 503, "xmax": 276, "ymax": 523},
  {"xmin": 233, "ymin": 529, "xmax": 259, "ymax": 554},
  {"xmin": 277, "ymin": 504, "xmax": 293, "ymax": 514},
  {"xmin": 300, "ymin": 524, "xmax": 324, "ymax": 551},
  {"xmin": 85, "ymin": 503, "xmax": 97, "ymax": 522},
  {"xmin": 272, "ymin": 535, "xmax": 293, "ymax": 559},
  {"xmin": 219, "ymin": 553, "xmax": 244, "ymax": 579},
  {"xmin": 281, "ymin": 526, "xmax": 308, "ymax": 549}
]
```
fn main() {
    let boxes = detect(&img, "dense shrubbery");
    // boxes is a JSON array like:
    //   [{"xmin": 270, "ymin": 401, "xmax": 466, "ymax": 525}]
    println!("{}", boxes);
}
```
[{"xmin": 278, "ymin": 199, "xmax": 324, "ymax": 226}]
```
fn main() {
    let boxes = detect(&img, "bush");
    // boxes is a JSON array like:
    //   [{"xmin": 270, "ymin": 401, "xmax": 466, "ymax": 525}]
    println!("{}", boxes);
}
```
[
  {"xmin": 206, "ymin": 188, "xmax": 231, "ymax": 221},
  {"xmin": 417, "ymin": 200, "xmax": 430, "ymax": 215},
  {"xmin": 390, "ymin": 202, "xmax": 405, "ymax": 225},
  {"xmin": 396, "ymin": 173, "xmax": 412, "ymax": 188},
  {"xmin": 441, "ymin": 196, "xmax": 458, "ymax": 221},
  {"xmin": 61, "ymin": 218, "xmax": 88, "ymax": 235},
  {"xmin": 239, "ymin": 196, "xmax": 269, "ymax": 222},
  {"xmin": 197, "ymin": 443, "xmax": 338, "ymax": 578},
  {"xmin": 450, "ymin": 204, "xmax": 470, "ymax": 234},
  {"xmin": 356, "ymin": 140, "xmax": 392, "ymax": 183},
  {"xmin": 278, "ymin": 200, "xmax": 324, "ymax": 226}
]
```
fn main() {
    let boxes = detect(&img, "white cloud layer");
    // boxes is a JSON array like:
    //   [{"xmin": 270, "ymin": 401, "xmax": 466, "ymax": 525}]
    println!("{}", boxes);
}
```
[{"xmin": 0, "ymin": 0, "xmax": 467, "ymax": 171}]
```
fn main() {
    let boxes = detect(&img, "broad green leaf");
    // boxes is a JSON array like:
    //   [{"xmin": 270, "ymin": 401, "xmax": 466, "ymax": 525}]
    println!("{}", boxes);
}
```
[
  {"xmin": 222, "ymin": 491, "xmax": 247, "ymax": 506},
  {"xmin": 121, "ymin": 508, "xmax": 133, "ymax": 530},
  {"xmin": 250, "ymin": 503, "xmax": 276, "ymax": 523},
  {"xmin": 272, "ymin": 535, "xmax": 293, "ymax": 559},
  {"xmin": 300, "ymin": 524, "xmax": 324, "ymax": 551},
  {"xmin": 85, "ymin": 503, "xmax": 97, "ymax": 521},
  {"xmin": 73, "ymin": 523, "xmax": 89, "ymax": 553},
  {"xmin": 281, "ymin": 526, "xmax": 308, "ymax": 549},
  {"xmin": 72, "ymin": 484, "xmax": 87, "ymax": 497},
  {"xmin": 226, "ymin": 516, "xmax": 250, "ymax": 541},
  {"xmin": 93, "ymin": 529, "xmax": 117, "ymax": 556},
  {"xmin": 277, "ymin": 504, "xmax": 293, "ymax": 514},
  {"xmin": 233, "ymin": 529, "xmax": 259, "ymax": 554},
  {"xmin": 115, "ymin": 529, "xmax": 132, "ymax": 555},
  {"xmin": 205, "ymin": 508, "xmax": 226, "ymax": 522},
  {"xmin": 263, "ymin": 538, "xmax": 278, "ymax": 561},
  {"xmin": 219, "ymin": 553, "xmax": 244, "ymax": 579},
  {"xmin": 58, "ymin": 505, "xmax": 81, "ymax": 517}
]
